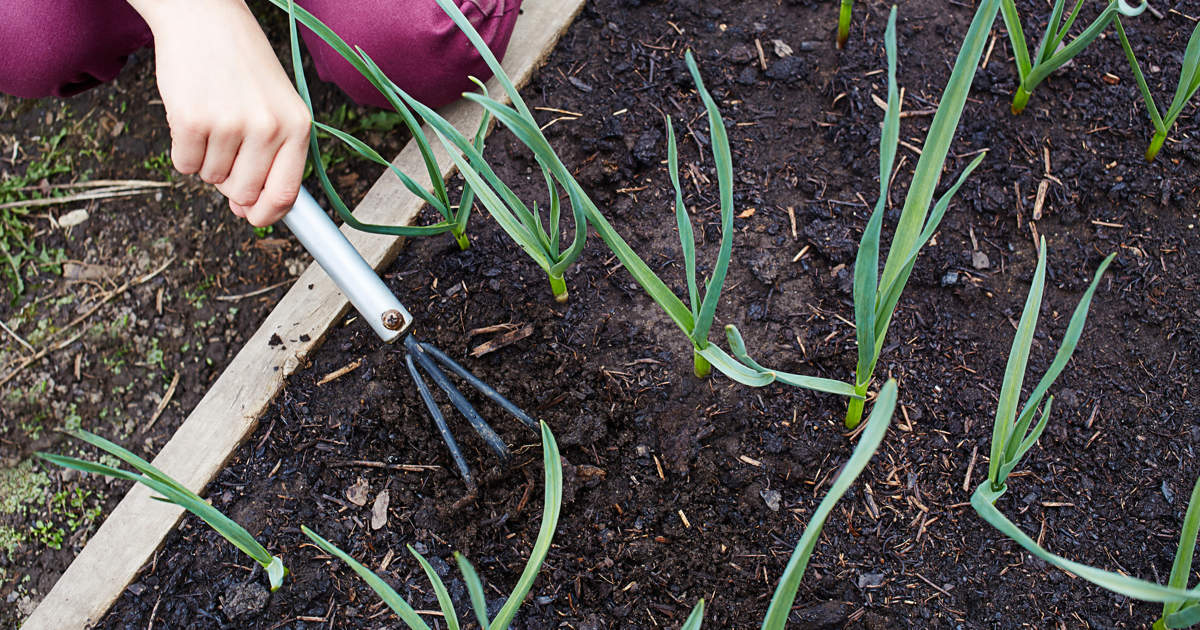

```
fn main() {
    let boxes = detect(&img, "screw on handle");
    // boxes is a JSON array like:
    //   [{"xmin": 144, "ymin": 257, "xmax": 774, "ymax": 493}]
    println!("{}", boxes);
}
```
[{"xmin": 281, "ymin": 187, "xmax": 413, "ymax": 343}]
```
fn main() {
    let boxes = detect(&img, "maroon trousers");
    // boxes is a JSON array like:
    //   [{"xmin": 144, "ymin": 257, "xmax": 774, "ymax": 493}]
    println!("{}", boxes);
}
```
[{"xmin": 0, "ymin": 0, "xmax": 521, "ymax": 108}]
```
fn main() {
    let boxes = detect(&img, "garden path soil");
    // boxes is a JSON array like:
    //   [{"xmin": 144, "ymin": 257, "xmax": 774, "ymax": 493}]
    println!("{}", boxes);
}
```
[{"xmin": 30, "ymin": 0, "xmax": 1200, "ymax": 628}]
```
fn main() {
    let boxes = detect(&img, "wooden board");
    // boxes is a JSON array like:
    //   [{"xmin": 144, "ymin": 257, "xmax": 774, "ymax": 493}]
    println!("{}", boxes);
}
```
[{"xmin": 21, "ymin": 1, "xmax": 583, "ymax": 627}]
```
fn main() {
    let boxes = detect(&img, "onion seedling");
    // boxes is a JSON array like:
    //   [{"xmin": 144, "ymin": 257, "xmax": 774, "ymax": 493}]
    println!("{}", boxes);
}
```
[
  {"xmin": 280, "ymin": 0, "xmax": 585, "ymax": 302},
  {"xmin": 302, "ymin": 421, "xmax": 561, "ymax": 630},
  {"xmin": 394, "ymin": 0, "xmax": 851, "ymax": 393},
  {"xmin": 1000, "ymin": 0, "xmax": 1147, "ymax": 114},
  {"xmin": 971, "ymin": 241, "xmax": 1200, "ymax": 621},
  {"xmin": 837, "ymin": 0, "xmax": 854, "ymax": 48},
  {"xmin": 36, "ymin": 429, "xmax": 286, "ymax": 590},
  {"xmin": 1113, "ymin": 17, "xmax": 1200, "ymax": 161},
  {"xmin": 676, "ymin": 379, "xmax": 898, "ymax": 629},
  {"xmin": 842, "ymin": 1, "xmax": 996, "ymax": 429},
  {"xmin": 271, "ymin": 0, "xmax": 490, "ymax": 251}
]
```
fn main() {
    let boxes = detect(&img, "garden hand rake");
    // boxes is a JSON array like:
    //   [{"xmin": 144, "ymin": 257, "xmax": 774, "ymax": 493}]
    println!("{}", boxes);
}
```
[{"xmin": 283, "ymin": 186, "xmax": 537, "ymax": 491}]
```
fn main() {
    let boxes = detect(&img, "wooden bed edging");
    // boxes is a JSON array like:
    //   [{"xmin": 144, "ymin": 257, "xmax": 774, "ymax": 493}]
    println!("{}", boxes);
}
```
[{"xmin": 21, "ymin": 2, "xmax": 584, "ymax": 626}]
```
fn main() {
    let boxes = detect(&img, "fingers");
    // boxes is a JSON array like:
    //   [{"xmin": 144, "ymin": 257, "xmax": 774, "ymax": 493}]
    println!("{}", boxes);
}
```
[
  {"xmin": 169, "ymin": 123, "xmax": 207, "ymax": 175},
  {"xmin": 199, "ymin": 125, "xmax": 241, "ymax": 185},
  {"xmin": 242, "ymin": 130, "xmax": 309, "ymax": 227},
  {"xmin": 217, "ymin": 123, "xmax": 277, "ymax": 206}
]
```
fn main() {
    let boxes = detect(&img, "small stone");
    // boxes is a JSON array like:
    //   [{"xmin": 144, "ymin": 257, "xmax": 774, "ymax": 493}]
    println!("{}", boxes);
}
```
[
  {"xmin": 760, "ymin": 489, "xmax": 781, "ymax": 511},
  {"xmin": 971, "ymin": 250, "xmax": 990, "ymax": 270},
  {"xmin": 58, "ymin": 208, "xmax": 89, "ymax": 228},
  {"xmin": 941, "ymin": 270, "xmax": 959, "ymax": 287}
]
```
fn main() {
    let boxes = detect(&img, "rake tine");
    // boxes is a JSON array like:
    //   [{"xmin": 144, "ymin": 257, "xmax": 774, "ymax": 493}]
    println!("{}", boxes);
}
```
[
  {"xmin": 417, "ymin": 341, "xmax": 538, "ymax": 430},
  {"xmin": 405, "ymin": 336, "xmax": 511, "ymax": 462},
  {"xmin": 404, "ymin": 352, "xmax": 475, "ymax": 490}
]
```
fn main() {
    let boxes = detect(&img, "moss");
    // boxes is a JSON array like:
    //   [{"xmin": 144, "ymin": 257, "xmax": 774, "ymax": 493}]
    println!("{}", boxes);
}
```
[
  {"xmin": 0, "ymin": 460, "xmax": 49, "ymax": 517},
  {"xmin": 0, "ymin": 525, "xmax": 24, "ymax": 558}
]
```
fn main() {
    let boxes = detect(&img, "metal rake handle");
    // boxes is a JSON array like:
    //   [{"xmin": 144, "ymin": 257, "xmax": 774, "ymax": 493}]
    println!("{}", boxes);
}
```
[{"xmin": 282, "ymin": 187, "xmax": 413, "ymax": 342}]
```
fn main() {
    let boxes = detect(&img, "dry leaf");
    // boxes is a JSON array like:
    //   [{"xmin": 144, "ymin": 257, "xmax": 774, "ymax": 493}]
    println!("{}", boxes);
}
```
[
  {"xmin": 345, "ymin": 477, "xmax": 370, "ymax": 506},
  {"xmin": 371, "ymin": 490, "xmax": 390, "ymax": 530}
]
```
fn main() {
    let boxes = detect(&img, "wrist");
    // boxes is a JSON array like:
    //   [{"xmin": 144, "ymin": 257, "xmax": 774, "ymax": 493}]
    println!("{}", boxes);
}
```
[{"xmin": 127, "ymin": 0, "xmax": 250, "ymax": 34}]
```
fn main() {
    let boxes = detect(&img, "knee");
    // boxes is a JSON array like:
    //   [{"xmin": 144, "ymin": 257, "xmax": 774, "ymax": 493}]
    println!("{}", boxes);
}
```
[
  {"xmin": 300, "ymin": 0, "xmax": 522, "ymax": 109},
  {"xmin": 0, "ymin": 0, "xmax": 150, "ymax": 98}
]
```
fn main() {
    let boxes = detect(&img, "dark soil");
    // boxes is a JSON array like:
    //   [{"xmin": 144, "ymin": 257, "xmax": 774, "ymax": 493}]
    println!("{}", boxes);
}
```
[{"xmin": 49, "ymin": 0, "xmax": 1200, "ymax": 628}]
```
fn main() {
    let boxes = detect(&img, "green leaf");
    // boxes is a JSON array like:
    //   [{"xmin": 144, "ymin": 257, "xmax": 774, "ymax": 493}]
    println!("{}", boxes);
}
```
[
  {"xmin": 41, "ymin": 431, "xmax": 280, "ymax": 583},
  {"xmin": 456, "ymin": 553, "xmax": 491, "ymax": 629},
  {"xmin": 681, "ymin": 600, "xmax": 705, "ymax": 630},
  {"xmin": 1163, "ymin": 475, "xmax": 1200, "ymax": 620},
  {"xmin": 1164, "ymin": 603, "xmax": 1200, "ymax": 628},
  {"xmin": 684, "ymin": 50, "xmax": 735, "ymax": 349},
  {"xmin": 667, "ymin": 117, "xmax": 699, "ymax": 316},
  {"xmin": 489, "ymin": 421, "xmax": 563, "ymax": 629},
  {"xmin": 878, "ymin": 0, "xmax": 999, "ymax": 297},
  {"xmin": 760, "ymin": 379, "xmax": 897, "ymax": 629},
  {"xmin": 718, "ymin": 327, "xmax": 861, "ymax": 397},
  {"xmin": 973, "ymin": 484, "xmax": 1200, "ymax": 604},
  {"xmin": 989, "ymin": 238, "xmax": 1047, "ymax": 487},
  {"xmin": 999, "ymin": 0, "xmax": 1033, "ymax": 78},
  {"xmin": 408, "ymin": 546, "xmax": 460, "ymax": 630},
  {"xmin": 34, "ymin": 453, "xmax": 141, "ymax": 483},
  {"xmin": 1003, "ymin": 252, "xmax": 1113, "ymax": 467},
  {"xmin": 302, "ymin": 526, "xmax": 431, "ymax": 629}
]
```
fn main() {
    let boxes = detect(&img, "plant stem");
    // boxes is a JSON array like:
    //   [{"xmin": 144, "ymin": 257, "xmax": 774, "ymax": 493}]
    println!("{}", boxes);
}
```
[
  {"xmin": 549, "ymin": 273, "xmax": 568, "ymax": 303},
  {"xmin": 1146, "ymin": 130, "xmax": 1166, "ymax": 162},
  {"xmin": 453, "ymin": 230, "xmax": 470, "ymax": 251},
  {"xmin": 837, "ymin": 0, "xmax": 853, "ymax": 49},
  {"xmin": 693, "ymin": 349, "xmax": 712, "ymax": 378},
  {"xmin": 844, "ymin": 381, "xmax": 869, "ymax": 429},
  {"xmin": 1010, "ymin": 84, "xmax": 1032, "ymax": 114}
]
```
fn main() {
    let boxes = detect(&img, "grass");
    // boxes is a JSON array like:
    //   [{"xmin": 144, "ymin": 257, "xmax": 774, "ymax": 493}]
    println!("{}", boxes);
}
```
[
  {"xmin": 0, "ymin": 127, "xmax": 71, "ymax": 296},
  {"xmin": 1000, "ymin": 0, "xmax": 1147, "ymax": 114},
  {"xmin": 302, "ymin": 421, "xmax": 562, "ymax": 630},
  {"xmin": 1113, "ymin": 17, "xmax": 1200, "ymax": 160},
  {"xmin": 842, "ymin": 0, "xmax": 997, "ymax": 429}
]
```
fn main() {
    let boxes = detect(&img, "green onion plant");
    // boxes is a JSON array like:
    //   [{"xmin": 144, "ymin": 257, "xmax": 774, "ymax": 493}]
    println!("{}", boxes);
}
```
[
  {"xmin": 842, "ymin": 1, "xmax": 996, "ymax": 429},
  {"xmin": 1114, "ymin": 17, "xmax": 1200, "ymax": 161},
  {"xmin": 676, "ymin": 379, "xmax": 898, "ymax": 629},
  {"xmin": 395, "ymin": 0, "xmax": 855, "ymax": 394},
  {"xmin": 270, "ymin": 0, "xmax": 491, "ymax": 251},
  {"xmin": 971, "ymin": 240, "xmax": 1200, "ymax": 626},
  {"xmin": 37, "ymin": 429, "xmax": 286, "ymax": 590},
  {"xmin": 302, "ymin": 421, "xmax": 562, "ymax": 630},
  {"xmin": 1000, "ymin": 0, "xmax": 1147, "ymax": 114},
  {"xmin": 277, "ymin": 0, "xmax": 586, "ymax": 301}
]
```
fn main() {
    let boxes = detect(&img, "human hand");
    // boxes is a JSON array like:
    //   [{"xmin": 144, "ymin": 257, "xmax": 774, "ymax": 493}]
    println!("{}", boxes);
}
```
[{"xmin": 129, "ymin": 0, "xmax": 311, "ymax": 226}]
